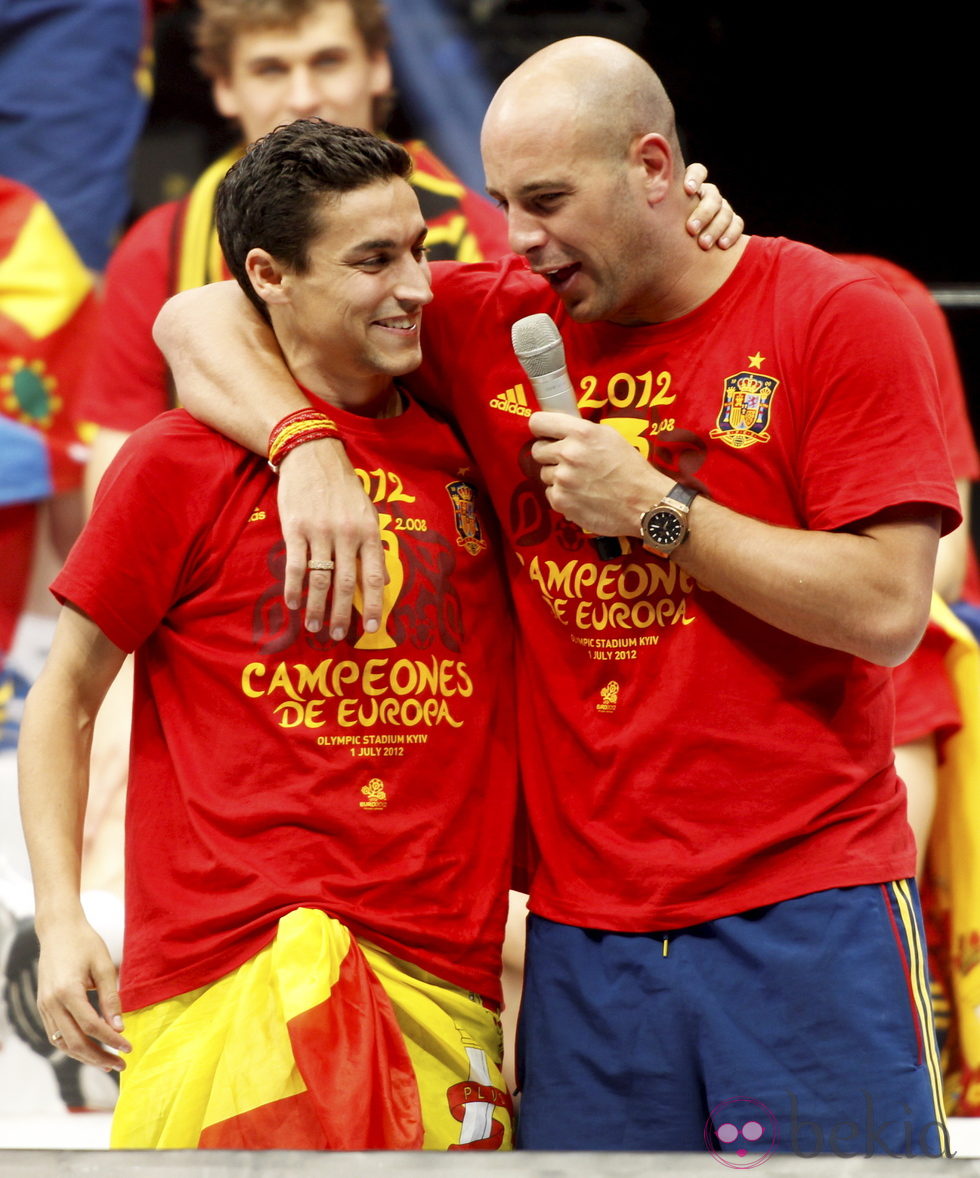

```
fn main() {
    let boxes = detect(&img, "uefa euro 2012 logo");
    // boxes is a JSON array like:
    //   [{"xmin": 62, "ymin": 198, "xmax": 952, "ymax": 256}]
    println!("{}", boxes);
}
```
[{"xmin": 359, "ymin": 778, "xmax": 388, "ymax": 811}]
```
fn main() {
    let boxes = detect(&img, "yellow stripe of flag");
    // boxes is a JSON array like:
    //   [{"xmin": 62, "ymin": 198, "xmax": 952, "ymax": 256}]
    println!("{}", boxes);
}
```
[{"xmin": 0, "ymin": 201, "xmax": 91, "ymax": 340}]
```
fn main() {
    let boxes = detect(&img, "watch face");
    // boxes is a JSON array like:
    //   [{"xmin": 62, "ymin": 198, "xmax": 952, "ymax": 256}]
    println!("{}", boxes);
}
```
[{"xmin": 646, "ymin": 509, "xmax": 683, "ymax": 549}]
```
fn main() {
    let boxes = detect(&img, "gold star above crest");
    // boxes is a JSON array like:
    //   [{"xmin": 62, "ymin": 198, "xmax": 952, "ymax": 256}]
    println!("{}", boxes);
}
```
[
  {"xmin": 457, "ymin": 466, "xmax": 471, "ymax": 478},
  {"xmin": 748, "ymin": 352, "xmax": 765, "ymax": 369}
]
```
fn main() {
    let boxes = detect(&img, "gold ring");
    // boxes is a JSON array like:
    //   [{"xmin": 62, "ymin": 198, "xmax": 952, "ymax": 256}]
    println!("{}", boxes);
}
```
[{"xmin": 307, "ymin": 559, "xmax": 335, "ymax": 572}]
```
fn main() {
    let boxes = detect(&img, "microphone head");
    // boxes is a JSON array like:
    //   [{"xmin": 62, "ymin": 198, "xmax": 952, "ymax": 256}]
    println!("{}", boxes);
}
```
[{"xmin": 511, "ymin": 313, "xmax": 567, "ymax": 378}]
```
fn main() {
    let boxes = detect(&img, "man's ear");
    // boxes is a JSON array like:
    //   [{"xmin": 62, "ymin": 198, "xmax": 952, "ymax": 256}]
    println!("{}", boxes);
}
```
[
  {"xmin": 212, "ymin": 75, "xmax": 240, "ymax": 122},
  {"xmin": 245, "ymin": 248, "xmax": 289, "ymax": 307},
  {"xmin": 633, "ymin": 133, "xmax": 674, "ymax": 206},
  {"xmin": 368, "ymin": 50, "xmax": 393, "ymax": 107}
]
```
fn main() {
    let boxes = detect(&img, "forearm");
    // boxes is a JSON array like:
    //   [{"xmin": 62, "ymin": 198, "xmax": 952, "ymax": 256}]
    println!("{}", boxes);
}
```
[
  {"xmin": 531, "ymin": 413, "xmax": 940, "ymax": 667},
  {"xmin": 672, "ymin": 498, "xmax": 938, "ymax": 666},
  {"xmin": 153, "ymin": 281, "xmax": 305, "ymax": 455},
  {"xmin": 19, "ymin": 665, "xmax": 95, "ymax": 932},
  {"xmin": 18, "ymin": 607, "xmax": 126, "ymax": 931},
  {"xmin": 18, "ymin": 611, "xmax": 131, "ymax": 1061},
  {"xmin": 154, "ymin": 282, "xmax": 387, "ymax": 637}
]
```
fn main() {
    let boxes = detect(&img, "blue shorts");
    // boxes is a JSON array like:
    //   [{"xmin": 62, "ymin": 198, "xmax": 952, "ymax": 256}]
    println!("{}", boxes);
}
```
[{"xmin": 516, "ymin": 881, "xmax": 949, "ymax": 1157}]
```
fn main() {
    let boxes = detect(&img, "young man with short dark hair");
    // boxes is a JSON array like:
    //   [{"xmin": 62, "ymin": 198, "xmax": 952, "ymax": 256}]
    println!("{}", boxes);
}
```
[{"xmin": 19, "ymin": 119, "xmax": 517, "ymax": 1152}]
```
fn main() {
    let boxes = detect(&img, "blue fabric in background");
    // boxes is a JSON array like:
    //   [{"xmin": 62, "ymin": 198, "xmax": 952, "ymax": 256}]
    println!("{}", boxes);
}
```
[
  {"xmin": 386, "ymin": 0, "xmax": 494, "ymax": 195},
  {"xmin": 0, "ymin": 0, "xmax": 148, "ymax": 270},
  {"xmin": 0, "ymin": 416, "xmax": 52, "ymax": 509},
  {"xmin": 951, "ymin": 601, "xmax": 980, "ymax": 645}
]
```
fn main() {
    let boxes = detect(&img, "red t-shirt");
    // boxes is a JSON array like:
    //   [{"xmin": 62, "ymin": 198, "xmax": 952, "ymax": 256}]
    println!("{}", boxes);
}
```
[
  {"xmin": 53, "ymin": 397, "xmax": 516, "ymax": 1010},
  {"xmin": 415, "ymin": 236, "xmax": 961, "ymax": 931}
]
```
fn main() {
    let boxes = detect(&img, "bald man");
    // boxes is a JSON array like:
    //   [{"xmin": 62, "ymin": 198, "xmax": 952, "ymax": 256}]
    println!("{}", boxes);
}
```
[{"xmin": 153, "ymin": 40, "xmax": 957, "ymax": 1156}]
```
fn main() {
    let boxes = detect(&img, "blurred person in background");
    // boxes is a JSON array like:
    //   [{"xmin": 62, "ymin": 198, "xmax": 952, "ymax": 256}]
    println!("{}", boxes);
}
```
[{"xmin": 836, "ymin": 256, "xmax": 980, "ymax": 1117}]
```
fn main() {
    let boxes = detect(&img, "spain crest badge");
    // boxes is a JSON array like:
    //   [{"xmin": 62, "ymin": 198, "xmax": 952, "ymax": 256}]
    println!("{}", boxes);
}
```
[
  {"xmin": 709, "ymin": 371, "xmax": 779, "ymax": 450},
  {"xmin": 446, "ymin": 480, "xmax": 487, "ymax": 556}
]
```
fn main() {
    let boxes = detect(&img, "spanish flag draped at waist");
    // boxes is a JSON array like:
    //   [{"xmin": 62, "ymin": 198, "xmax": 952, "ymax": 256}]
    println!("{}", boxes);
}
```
[
  {"xmin": 111, "ymin": 908, "xmax": 423, "ymax": 1149},
  {"xmin": 921, "ymin": 594, "xmax": 980, "ymax": 1114},
  {"xmin": 111, "ymin": 907, "xmax": 514, "ymax": 1150}
]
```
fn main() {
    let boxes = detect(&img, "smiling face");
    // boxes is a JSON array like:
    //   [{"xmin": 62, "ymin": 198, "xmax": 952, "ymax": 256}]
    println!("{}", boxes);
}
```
[
  {"xmin": 212, "ymin": 0, "xmax": 391, "ymax": 142},
  {"xmin": 256, "ymin": 178, "xmax": 432, "ymax": 408}
]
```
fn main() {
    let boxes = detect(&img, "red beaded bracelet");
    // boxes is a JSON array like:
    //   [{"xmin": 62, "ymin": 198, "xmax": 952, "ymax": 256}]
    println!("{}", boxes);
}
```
[{"xmin": 267, "ymin": 409, "xmax": 339, "ymax": 472}]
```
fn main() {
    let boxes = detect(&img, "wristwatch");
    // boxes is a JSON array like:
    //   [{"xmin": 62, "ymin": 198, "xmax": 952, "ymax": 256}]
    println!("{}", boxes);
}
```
[{"xmin": 640, "ymin": 483, "xmax": 698, "ymax": 557}]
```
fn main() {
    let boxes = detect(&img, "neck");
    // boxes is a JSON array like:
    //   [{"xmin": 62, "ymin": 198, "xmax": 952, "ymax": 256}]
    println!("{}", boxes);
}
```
[
  {"xmin": 298, "ymin": 368, "xmax": 404, "ymax": 419},
  {"xmin": 613, "ymin": 227, "xmax": 750, "ymax": 327},
  {"xmin": 274, "ymin": 328, "xmax": 404, "ymax": 419}
]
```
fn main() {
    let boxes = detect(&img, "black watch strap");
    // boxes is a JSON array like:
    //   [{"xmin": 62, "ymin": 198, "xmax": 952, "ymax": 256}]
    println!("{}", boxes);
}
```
[{"xmin": 662, "ymin": 483, "xmax": 697, "ymax": 509}]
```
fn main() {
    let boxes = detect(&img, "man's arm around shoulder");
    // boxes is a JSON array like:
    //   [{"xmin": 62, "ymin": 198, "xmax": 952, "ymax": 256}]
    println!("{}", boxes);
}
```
[{"xmin": 153, "ymin": 282, "xmax": 385, "ymax": 639}]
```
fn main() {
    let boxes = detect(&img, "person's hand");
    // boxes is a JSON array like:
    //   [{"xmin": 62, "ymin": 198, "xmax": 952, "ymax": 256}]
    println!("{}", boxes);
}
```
[
  {"xmin": 35, "ymin": 916, "xmax": 130, "ymax": 1072},
  {"xmin": 277, "ymin": 437, "xmax": 386, "ymax": 638},
  {"xmin": 529, "ymin": 412, "xmax": 668, "ymax": 538},
  {"xmin": 683, "ymin": 162, "xmax": 744, "ymax": 250}
]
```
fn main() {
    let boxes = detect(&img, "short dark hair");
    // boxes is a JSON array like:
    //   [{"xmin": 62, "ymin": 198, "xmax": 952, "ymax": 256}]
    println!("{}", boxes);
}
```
[{"xmin": 216, "ymin": 118, "xmax": 413, "ymax": 317}]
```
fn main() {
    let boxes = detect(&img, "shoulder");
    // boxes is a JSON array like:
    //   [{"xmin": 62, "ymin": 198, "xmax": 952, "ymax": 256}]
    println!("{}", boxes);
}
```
[
  {"xmin": 123, "ymin": 408, "xmax": 238, "ymax": 451},
  {"xmin": 104, "ymin": 410, "xmax": 244, "ymax": 489},
  {"xmin": 110, "ymin": 199, "xmax": 182, "ymax": 261},
  {"xmin": 98, "ymin": 200, "xmax": 184, "ymax": 309},
  {"xmin": 753, "ymin": 236, "xmax": 880, "ymax": 295},
  {"xmin": 430, "ymin": 255, "xmax": 552, "ymax": 313},
  {"xmin": 833, "ymin": 252, "xmax": 950, "ymax": 347},
  {"xmin": 750, "ymin": 238, "xmax": 922, "ymax": 342}
]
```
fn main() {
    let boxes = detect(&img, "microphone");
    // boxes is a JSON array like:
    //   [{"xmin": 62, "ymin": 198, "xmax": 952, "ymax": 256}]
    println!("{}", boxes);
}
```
[
  {"xmin": 510, "ymin": 313, "xmax": 580, "ymax": 415},
  {"xmin": 511, "ymin": 313, "xmax": 624, "ymax": 560}
]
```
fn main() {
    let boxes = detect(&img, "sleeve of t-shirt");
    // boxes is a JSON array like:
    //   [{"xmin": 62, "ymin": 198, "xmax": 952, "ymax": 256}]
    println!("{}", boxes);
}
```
[
  {"xmin": 51, "ymin": 412, "xmax": 237, "ymax": 650},
  {"xmin": 75, "ymin": 203, "xmax": 177, "ymax": 432},
  {"xmin": 794, "ymin": 275, "xmax": 961, "ymax": 537}
]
